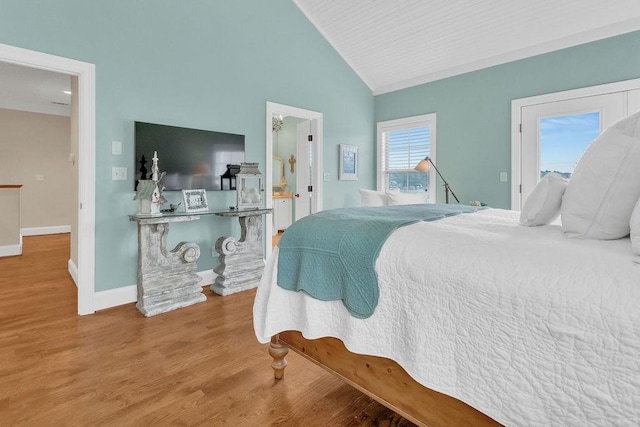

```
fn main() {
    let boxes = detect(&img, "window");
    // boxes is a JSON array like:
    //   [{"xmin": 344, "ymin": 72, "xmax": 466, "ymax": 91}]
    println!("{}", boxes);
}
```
[
  {"xmin": 539, "ymin": 111, "xmax": 600, "ymax": 180},
  {"xmin": 377, "ymin": 114, "xmax": 436, "ymax": 201}
]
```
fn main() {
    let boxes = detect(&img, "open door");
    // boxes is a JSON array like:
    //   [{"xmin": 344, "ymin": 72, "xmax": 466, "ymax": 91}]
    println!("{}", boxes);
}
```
[
  {"xmin": 294, "ymin": 120, "xmax": 313, "ymax": 221},
  {"xmin": 265, "ymin": 102, "xmax": 323, "ymax": 260}
]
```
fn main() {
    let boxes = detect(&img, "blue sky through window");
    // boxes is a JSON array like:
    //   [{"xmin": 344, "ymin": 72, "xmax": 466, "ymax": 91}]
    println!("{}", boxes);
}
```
[{"xmin": 540, "ymin": 111, "xmax": 600, "ymax": 178}]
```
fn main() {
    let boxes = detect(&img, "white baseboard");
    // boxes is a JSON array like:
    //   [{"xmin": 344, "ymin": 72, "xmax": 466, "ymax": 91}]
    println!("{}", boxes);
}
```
[
  {"xmin": 198, "ymin": 270, "xmax": 215, "ymax": 289},
  {"xmin": 93, "ymin": 269, "xmax": 216, "ymax": 312},
  {"xmin": 94, "ymin": 285, "xmax": 137, "ymax": 311},
  {"xmin": 0, "ymin": 236, "xmax": 22, "ymax": 257},
  {"xmin": 68, "ymin": 259, "xmax": 78, "ymax": 287},
  {"xmin": 21, "ymin": 225, "xmax": 71, "ymax": 236}
]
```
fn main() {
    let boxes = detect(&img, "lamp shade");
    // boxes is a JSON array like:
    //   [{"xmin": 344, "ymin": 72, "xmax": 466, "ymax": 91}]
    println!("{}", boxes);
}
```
[{"xmin": 414, "ymin": 158, "xmax": 430, "ymax": 173}]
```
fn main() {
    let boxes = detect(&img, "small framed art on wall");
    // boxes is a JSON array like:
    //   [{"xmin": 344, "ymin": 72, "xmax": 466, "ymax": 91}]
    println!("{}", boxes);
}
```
[{"xmin": 339, "ymin": 144, "xmax": 358, "ymax": 180}]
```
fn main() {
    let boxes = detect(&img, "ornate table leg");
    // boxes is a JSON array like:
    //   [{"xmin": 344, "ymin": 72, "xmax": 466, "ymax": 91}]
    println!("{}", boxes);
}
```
[
  {"xmin": 211, "ymin": 214, "xmax": 265, "ymax": 295},
  {"xmin": 136, "ymin": 222, "xmax": 206, "ymax": 316}
]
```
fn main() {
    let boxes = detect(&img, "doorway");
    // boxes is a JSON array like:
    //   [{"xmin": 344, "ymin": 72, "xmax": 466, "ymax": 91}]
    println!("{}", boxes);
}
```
[
  {"xmin": 265, "ymin": 102, "xmax": 323, "ymax": 260},
  {"xmin": 0, "ymin": 43, "xmax": 96, "ymax": 315},
  {"xmin": 511, "ymin": 78, "xmax": 640, "ymax": 210}
]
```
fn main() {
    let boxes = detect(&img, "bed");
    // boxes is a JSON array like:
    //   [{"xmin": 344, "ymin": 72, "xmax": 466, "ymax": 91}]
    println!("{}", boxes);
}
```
[{"xmin": 254, "ymin": 113, "xmax": 640, "ymax": 426}]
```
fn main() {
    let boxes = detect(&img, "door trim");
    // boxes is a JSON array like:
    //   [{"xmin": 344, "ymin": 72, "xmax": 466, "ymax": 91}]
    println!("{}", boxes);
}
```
[
  {"xmin": 511, "ymin": 77, "xmax": 640, "ymax": 210},
  {"xmin": 265, "ymin": 102, "xmax": 323, "ymax": 260},
  {"xmin": 0, "ymin": 43, "xmax": 96, "ymax": 315}
]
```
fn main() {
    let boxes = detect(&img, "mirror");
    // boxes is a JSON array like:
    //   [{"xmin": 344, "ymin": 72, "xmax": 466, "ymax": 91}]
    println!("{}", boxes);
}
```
[{"xmin": 272, "ymin": 156, "xmax": 287, "ymax": 190}]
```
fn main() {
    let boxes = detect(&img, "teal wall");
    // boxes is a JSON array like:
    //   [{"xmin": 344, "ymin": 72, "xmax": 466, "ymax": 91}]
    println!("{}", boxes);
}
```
[
  {"xmin": 375, "ymin": 30, "xmax": 640, "ymax": 208},
  {"xmin": 0, "ymin": 0, "xmax": 373, "ymax": 292}
]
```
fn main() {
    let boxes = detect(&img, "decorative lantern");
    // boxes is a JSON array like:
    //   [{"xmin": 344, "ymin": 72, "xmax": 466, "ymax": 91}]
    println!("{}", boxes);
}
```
[{"xmin": 236, "ymin": 162, "xmax": 264, "ymax": 210}]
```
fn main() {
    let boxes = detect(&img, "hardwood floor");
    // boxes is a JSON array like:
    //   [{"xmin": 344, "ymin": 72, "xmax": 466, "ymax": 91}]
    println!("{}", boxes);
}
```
[{"xmin": 0, "ymin": 234, "xmax": 414, "ymax": 426}]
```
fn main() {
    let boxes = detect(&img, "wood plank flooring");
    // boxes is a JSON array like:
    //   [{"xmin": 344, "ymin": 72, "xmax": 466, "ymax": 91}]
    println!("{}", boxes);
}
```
[{"xmin": 0, "ymin": 234, "xmax": 414, "ymax": 426}]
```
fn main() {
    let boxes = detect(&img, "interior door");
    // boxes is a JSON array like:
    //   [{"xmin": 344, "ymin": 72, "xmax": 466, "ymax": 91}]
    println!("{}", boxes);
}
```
[
  {"xmin": 519, "ymin": 92, "xmax": 626, "ymax": 208},
  {"xmin": 295, "ymin": 120, "xmax": 312, "ymax": 220}
]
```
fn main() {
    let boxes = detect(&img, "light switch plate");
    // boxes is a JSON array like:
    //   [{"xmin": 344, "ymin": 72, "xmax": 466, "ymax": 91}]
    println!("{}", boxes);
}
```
[
  {"xmin": 500, "ymin": 172, "xmax": 508, "ymax": 182},
  {"xmin": 112, "ymin": 140, "xmax": 122, "ymax": 155}
]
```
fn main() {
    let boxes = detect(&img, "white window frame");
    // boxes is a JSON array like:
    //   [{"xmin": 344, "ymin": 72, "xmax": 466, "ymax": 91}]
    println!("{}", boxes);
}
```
[
  {"xmin": 511, "ymin": 78, "xmax": 640, "ymax": 210},
  {"xmin": 377, "ymin": 113, "xmax": 436, "ymax": 201}
]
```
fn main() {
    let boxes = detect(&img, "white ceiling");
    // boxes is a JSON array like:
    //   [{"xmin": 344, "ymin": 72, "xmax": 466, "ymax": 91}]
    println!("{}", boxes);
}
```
[
  {"xmin": 293, "ymin": 0, "xmax": 640, "ymax": 95},
  {"xmin": 0, "ymin": 61, "xmax": 71, "ymax": 116}
]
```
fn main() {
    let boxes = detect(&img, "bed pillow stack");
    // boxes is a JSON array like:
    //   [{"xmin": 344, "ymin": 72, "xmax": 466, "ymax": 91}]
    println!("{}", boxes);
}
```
[
  {"xmin": 386, "ymin": 191, "xmax": 428, "ymax": 205},
  {"xmin": 359, "ymin": 188, "xmax": 427, "ymax": 206},
  {"xmin": 519, "ymin": 172, "xmax": 567, "ymax": 226},
  {"xmin": 359, "ymin": 189, "xmax": 389, "ymax": 207},
  {"xmin": 561, "ymin": 111, "xmax": 640, "ymax": 240}
]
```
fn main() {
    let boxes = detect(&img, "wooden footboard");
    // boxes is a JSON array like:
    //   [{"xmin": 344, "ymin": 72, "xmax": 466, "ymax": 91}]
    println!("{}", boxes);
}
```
[{"xmin": 270, "ymin": 331, "xmax": 501, "ymax": 427}]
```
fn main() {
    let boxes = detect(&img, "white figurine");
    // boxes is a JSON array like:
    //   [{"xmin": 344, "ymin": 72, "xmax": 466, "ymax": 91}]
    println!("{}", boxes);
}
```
[{"xmin": 151, "ymin": 151, "xmax": 159, "ymax": 181}]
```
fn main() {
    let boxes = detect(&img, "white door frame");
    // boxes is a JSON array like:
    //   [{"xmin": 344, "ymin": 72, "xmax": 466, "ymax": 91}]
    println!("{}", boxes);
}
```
[
  {"xmin": 265, "ymin": 101, "xmax": 323, "ymax": 260},
  {"xmin": 0, "ymin": 43, "xmax": 96, "ymax": 315},
  {"xmin": 295, "ymin": 119, "xmax": 312, "ymax": 220},
  {"xmin": 511, "ymin": 78, "xmax": 640, "ymax": 210}
]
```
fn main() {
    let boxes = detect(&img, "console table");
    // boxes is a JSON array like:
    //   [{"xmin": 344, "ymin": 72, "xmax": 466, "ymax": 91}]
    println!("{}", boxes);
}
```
[
  {"xmin": 212, "ymin": 208, "xmax": 272, "ymax": 296},
  {"xmin": 129, "ymin": 213, "xmax": 205, "ymax": 316},
  {"xmin": 129, "ymin": 208, "xmax": 271, "ymax": 316}
]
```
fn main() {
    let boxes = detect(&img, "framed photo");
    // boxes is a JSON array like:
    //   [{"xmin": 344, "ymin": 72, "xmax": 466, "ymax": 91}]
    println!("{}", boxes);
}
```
[
  {"xmin": 339, "ymin": 144, "xmax": 358, "ymax": 180},
  {"xmin": 182, "ymin": 189, "xmax": 208, "ymax": 213}
]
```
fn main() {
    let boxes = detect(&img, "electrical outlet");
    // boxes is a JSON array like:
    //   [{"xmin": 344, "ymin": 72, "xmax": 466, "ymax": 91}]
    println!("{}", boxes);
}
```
[
  {"xmin": 35, "ymin": 174, "xmax": 44, "ymax": 181},
  {"xmin": 500, "ymin": 172, "xmax": 508, "ymax": 182},
  {"xmin": 112, "ymin": 167, "xmax": 127, "ymax": 181},
  {"xmin": 323, "ymin": 172, "xmax": 330, "ymax": 181}
]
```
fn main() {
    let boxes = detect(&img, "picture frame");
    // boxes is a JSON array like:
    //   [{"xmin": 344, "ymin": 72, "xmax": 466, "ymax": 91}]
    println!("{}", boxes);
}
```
[
  {"xmin": 182, "ymin": 189, "xmax": 209, "ymax": 213},
  {"xmin": 339, "ymin": 144, "xmax": 358, "ymax": 181}
]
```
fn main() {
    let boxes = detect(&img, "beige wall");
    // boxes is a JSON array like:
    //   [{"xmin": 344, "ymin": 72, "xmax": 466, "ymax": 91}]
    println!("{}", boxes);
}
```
[
  {"xmin": 0, "ymin": 108, "xmax": 72, "ymax": 229},
  {"xmin": 0, "ymin": 186, "xmax": 21, "ymax": 245}
]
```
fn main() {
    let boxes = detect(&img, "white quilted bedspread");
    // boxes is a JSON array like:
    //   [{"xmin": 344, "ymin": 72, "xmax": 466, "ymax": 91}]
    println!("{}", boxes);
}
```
[{"xmin": 253, "ymin": 208, "xmax": 640, "ymax": 426}]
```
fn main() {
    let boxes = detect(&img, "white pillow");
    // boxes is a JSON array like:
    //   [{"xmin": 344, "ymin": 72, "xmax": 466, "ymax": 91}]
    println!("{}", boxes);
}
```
[
  {"xmin": 631, "ymin": 196, "xmax": 640, "ymax": 255},
  {"xmin": 520, "ymin": 172, "xmax": 567, "ymax": 226},
  {"xmin": 561, "ymin": 111, "xmax": 640, "ymax": 239},
  {"xmin": 386, "ymin": 191, "xmax": 428, "ymax": 206},
  {"xmin": 359, "ymin": 189, "xmax": 387, "ymax": 207}
]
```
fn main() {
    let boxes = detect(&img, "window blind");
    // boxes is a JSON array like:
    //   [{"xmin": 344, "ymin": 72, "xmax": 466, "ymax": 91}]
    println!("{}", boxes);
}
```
[{"xmin": 378, "ymin": 114, "xmax": 435, "ymax": 196}]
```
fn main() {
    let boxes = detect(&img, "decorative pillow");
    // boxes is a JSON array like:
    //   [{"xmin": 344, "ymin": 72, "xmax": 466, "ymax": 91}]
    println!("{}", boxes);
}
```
[
  {"xmin": 386, "ymin": 191, "xmax": 428, "ymax": 206},
  {"xmin": 359, "ymin": 189, "xmax": 388, "ymax": 207},
  {"xmin": 631, "ymin": 196, "xmax": 640, "ymax": 255},
  {"xmin": 520, "ymin": 172, "xmax": 567, "ymax": 226},
  {"xmin": 561, "ymin": 111, "xmax": 640, "ymax": 239}
]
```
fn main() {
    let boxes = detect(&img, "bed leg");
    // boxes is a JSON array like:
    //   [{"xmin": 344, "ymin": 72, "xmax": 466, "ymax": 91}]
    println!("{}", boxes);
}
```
[{"xmin": 269, "ymin": 334, "xmax": 289, "ymax": 380}]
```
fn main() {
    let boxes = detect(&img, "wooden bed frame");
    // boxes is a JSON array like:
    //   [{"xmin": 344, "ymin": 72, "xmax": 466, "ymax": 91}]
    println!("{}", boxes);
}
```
[{"xmin": 269, "ymin": 331, "xmax": 501, "ymax": 427}]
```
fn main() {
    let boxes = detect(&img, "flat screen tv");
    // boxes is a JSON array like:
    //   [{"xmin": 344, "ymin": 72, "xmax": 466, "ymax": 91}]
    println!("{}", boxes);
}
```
[{"xmin": 134, "ymin": 121, "xmax": 245, "ymax": 191}]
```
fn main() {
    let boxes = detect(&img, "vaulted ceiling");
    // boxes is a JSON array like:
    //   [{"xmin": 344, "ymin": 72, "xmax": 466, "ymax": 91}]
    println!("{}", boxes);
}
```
[{"xmin": 293, "ymin": 0, "xmax": 640, "ymax": 94}]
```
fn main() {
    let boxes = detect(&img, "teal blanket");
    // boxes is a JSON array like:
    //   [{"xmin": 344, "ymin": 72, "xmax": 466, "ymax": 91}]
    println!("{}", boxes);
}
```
[{"xmin": 277, "ymin": 203, "xmax": 480, "ymax": 318}]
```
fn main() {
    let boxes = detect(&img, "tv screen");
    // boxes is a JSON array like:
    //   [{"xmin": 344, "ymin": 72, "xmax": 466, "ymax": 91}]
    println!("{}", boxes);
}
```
[{"xmin": 134, "ymin": 121, "xmax": 245, "ymax": 191}]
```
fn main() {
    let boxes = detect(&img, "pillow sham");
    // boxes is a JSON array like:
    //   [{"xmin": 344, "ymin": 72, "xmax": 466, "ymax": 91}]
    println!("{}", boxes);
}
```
[
  {"xmin": 631, "ymin": 196, "xmax": 640, "ymax": 255},
  {"xmin": 519, "ymin": 172, "xmax": 567, "ymax": 226},
  {"xmin": 359, "ymin": 189, "xmax": 387, "ymax": 207},
  {"xmin": 386, "ymin": 191, "xmax": 428, "ymax": 206},
  {"xmin": 561, "ymin": 111, "xmax": 640, "ymax": 239}
]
